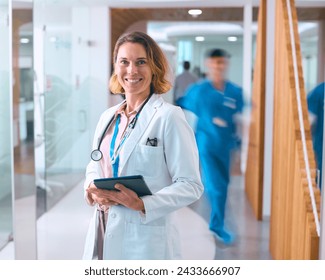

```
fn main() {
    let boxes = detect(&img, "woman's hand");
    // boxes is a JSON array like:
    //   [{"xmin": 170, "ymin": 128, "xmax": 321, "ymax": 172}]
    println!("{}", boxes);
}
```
[
  {"xmin": 86, "ymin": 183, "xmax": 145, "ymax": 212},
  {"xmin": 111, "ymin": 183, "xmax": 145, "ymax": 212},
  {"xmin": 86, "ymin": 182, "xmax": 119, "ymax": 207}
]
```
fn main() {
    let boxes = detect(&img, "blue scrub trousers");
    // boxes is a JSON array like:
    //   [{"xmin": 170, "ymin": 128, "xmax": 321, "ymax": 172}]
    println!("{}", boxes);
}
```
[{"xmin": 199, "ymin": 149, "xmax": 230, "ymax": 234}]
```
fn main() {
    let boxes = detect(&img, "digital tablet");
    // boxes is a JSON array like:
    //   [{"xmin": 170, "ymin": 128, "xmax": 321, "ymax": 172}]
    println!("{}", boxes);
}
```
[{"xmin": 93, "ymin": 175, "xmax": 152, "ymax": 197}]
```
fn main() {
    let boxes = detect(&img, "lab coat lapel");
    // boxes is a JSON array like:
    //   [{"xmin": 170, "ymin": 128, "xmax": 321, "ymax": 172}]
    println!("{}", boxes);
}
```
[{"xmin": 119, "ymin": 94, "xmax": 162, "ymax": 174}]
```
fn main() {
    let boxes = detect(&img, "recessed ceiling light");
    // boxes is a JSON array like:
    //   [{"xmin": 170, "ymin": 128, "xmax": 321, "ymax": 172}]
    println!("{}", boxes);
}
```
[
  {"xmin": 50, "ymin": 37, "xmax": 57, "ymax": 42},
  {"xmin": 188, "ymin": 9, "xmax": 202, "ymax": 17},
  {"xmin": 228, "ymin": 36, "xmax": 238, "ymax": 42},
  {"xmin": 195, "ymin": 36, "xmax": 205, "ymax": 42},
  {"xmin": 20, "ymin": 38, "xmax": 29, "ymax": 44}
]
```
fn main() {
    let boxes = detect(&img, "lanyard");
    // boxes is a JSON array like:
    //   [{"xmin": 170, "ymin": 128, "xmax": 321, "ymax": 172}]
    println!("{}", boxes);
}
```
[
  {"xmin": 100, "ymin": 92, "xmax": 153, "ymax": 173},
  {"xmin": 109, "ymin": 115, "xmax": 121, "ymax": 177},
  {"xmin": 109, "ymin": 114, "xmax": 138, "ymax": 177}
]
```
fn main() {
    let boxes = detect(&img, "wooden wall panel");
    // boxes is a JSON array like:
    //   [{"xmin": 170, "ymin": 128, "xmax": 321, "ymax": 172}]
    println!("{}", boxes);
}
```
[
  {"xmin": 244, "ymin": 0, "xmax": 266, "ymax": 220},
  {"xmin": 270, "ymin": 0, "xmax": 320, "ymax": 260}
]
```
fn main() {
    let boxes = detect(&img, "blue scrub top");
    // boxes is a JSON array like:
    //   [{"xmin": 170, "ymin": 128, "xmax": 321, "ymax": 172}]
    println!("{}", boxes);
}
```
[
  {"xmin": 307, "ymin": 82, "xmax": 325, "ymax": 173},
  {"xmin": 178, "ymin": 79, "xmax": 244, "ymax": 156}
]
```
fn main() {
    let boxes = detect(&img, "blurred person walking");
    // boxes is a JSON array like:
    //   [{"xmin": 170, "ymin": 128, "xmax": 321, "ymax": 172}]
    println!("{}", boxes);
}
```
[{"xmin": 178, "ymin": 49, "xmax": 244, "ymax": 245}]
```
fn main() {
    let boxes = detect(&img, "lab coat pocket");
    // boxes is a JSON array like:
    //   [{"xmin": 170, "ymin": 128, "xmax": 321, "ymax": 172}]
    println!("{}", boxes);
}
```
[
  {"xmin": 123, "ymin": 222, "xmax": 166, "ymax": 259},
  {"xmin": 132, "ymin": 145, "xmax": 164, "ymax": 177}
]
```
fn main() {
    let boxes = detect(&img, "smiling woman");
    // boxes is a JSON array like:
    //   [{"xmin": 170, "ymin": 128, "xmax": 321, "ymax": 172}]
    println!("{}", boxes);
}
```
[{"xmin": 83, "ymin": 31, "xmax": 203, "ymax": 260}]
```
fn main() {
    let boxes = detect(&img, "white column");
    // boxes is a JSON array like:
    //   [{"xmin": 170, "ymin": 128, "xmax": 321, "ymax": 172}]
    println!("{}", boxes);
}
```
[
  {"xmin": 243, "ymin": 1, "xmax": 252, "ymax": 103},
  {"xmin": 88, "ymin": 6, "xmax": 111, "ymax": 134},
  {"xmin": 262, "ymin": 0, "xmax": 276, "ymax": 218},
  {"xmin": 105, "ymin": 7, "xmax": 122, "ymax": 109},
  {"xmin": 241, "ymin": 1, "xmax": 253, "ymax": 174},
  {"xmin": 317, "ymin": 21, "xmax": 325, "ymax": 84}
]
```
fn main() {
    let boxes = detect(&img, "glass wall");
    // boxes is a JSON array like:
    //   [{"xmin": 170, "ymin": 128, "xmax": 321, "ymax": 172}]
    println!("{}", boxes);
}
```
[
  {"xmin": 34, "ymin": 1, "xmax": 92, "ymax": 212},
  {"xmin": 0, "ymin": 0, "xmax": 13, "ymax": 251}
]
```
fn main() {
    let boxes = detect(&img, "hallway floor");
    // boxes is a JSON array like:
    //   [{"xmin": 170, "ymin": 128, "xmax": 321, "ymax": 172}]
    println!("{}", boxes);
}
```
[{"xmin": 0, "ymin": 174, "xmax": 272, "ymax": 260}]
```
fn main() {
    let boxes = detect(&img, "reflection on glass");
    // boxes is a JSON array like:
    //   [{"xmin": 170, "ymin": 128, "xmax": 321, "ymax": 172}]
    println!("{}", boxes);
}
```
[
  {"xmin": 15, "ymin": 19, "xmax": 36, "ymax": 203},
  {"xmin": 0, "ymin": 0, "xmax": 13, "ymax": 250},
  {"xmin": 34, "ymin": 2, "xmax": 91, "ymax": 212}
]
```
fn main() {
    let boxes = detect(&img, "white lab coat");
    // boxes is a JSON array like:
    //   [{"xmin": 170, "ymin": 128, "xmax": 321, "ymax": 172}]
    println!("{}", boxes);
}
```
[{"xmin": 82, "ymin": 94, "xmax": 203, "ymax": 260}]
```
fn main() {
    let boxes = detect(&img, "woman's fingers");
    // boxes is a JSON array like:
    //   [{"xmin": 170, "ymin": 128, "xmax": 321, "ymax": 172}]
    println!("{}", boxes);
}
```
[
  {"xmin": 87, "ymin": 182, "xmax": 144, "ymax": 211},
  {"xmin": 87, "ymin": 187, "xmax": 119, "ymax": 204},
  {"xmin": 112, "ymin": 184, "xmax": 144, "ymax": 211}
]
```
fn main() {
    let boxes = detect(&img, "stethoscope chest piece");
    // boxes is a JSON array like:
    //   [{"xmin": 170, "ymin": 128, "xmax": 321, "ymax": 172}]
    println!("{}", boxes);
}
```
[{"xmin": 91, "ymin": 149, "xmax": 103, "ymax": 161}]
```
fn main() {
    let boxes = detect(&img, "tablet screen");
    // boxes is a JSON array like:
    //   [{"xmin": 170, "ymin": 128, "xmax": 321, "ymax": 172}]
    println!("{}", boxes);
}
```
[{"xmin": 94, "ymin": 175, "xmax": 152, "ymax": 197}]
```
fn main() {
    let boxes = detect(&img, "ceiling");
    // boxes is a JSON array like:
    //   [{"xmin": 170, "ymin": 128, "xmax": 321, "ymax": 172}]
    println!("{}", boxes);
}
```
[
  {"xmin": 110, "ymin": 7, "xmax": 258, "ymax": 51},
  {"xmin": 110, "ymin": 6, "xmax": 324, "ymax": 51},
  {"xmin": 14, "ymin": 1, "xmax": 324, "ymax": 53},
  {"xmin": 12, "ymin": 0, "xmax": 325, "ymax": 8}
]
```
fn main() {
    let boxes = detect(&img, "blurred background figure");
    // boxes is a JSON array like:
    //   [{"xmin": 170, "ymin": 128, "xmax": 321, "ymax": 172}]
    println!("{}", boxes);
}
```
[
  {"xmin": 178, "ymin": 49, "xmax": 244, "ymax": 245},
  {"xmin": 173, "ymin": 60, "xmax": 198, "ymax": 105},
  {"xmin": 307, "ymin": 81, "xmax": 325, "ymax": 190}
]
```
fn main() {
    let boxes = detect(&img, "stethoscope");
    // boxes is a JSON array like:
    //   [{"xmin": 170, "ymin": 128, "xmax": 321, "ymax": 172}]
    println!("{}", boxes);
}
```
[{"xmin": 90, "ymin": 92, "xmax": 153, "ymax": 163}]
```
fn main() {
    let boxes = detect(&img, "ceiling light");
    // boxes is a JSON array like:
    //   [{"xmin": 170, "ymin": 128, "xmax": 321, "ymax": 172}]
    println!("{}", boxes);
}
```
[
  {"xmin": 188, "ymin": 9, "xmax": 202, "ymax": 17},
  {"xmin": 195, "ymin": 36, "xmax": 205, "ymax": 42},
  {"xmin": 50, "ymin": 37, "xmax": 57, "ymax": 43},
  {"xmin": 228, "ymin": 36, "xmax": 238, "ymax": 42},
  {"xmin": 20, "ymin": 38, "xmax": 29, "ymax": 44}
]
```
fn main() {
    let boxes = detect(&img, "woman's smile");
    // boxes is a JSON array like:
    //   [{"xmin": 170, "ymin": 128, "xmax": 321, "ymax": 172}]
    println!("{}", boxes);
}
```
[{"xmin": 124, "ymin": 77, "xmax": 143, "ymax": 84}]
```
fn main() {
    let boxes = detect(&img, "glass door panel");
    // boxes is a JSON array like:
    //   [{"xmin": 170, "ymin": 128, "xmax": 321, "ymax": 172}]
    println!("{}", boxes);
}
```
[
  {"xmin": 0, "ymin": 0, "xmax": 13, "ymax": 251},
  {"xmin": 34, "ymin": 1, "xmax": 91, "ymax": 212}
]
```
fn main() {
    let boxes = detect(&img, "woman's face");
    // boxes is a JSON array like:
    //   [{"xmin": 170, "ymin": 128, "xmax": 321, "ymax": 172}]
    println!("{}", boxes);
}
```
[{"xmin": 115, "ymin": 42, "xmax": 152, "ymax": 99}]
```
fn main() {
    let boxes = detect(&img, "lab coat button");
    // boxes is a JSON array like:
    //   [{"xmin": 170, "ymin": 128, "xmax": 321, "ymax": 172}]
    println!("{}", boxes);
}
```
[
  {"xmin": 108, "ymin": 233, "xmax": 113, "ymax": 238},
  {"xmin": 111, "ymin": 213, "xmax": 116, "ymax": 218}
]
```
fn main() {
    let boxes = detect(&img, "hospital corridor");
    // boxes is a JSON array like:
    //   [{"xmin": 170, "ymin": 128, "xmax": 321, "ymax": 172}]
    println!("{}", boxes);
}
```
[{"xmin": 1, "ymin": 0, "xmax": 325, "ymax": 262}]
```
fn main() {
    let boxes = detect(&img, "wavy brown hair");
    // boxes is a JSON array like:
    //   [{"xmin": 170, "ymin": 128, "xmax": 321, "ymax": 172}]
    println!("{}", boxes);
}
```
[{"xmin": 109, "ymin": 31, "xmax": 172, "ymax": 94}]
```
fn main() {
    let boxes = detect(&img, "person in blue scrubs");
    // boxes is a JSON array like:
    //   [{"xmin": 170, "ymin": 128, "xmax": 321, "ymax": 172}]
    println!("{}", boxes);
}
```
[
  {"xmin": 178, "ymin": 49, "xmax": 244, "ymax": 244},
  {"xmin": 307, "ymin": 82, "xmax": 324, "ymax": 190}
]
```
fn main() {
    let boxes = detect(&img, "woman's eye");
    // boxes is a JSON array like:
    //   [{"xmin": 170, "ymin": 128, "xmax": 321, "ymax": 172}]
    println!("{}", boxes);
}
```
[
  {"xmin": 120, "ymin": 60, "xmax": 128, "ymax": 65},
  {"xmin": 137, "ymin": 60, "xmax": 146, "ymax": 65}
]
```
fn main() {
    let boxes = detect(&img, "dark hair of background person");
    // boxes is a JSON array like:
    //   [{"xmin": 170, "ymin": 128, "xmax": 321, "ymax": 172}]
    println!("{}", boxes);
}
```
[
  {"xmin": 183, "ymin": 61, "xmax": 190, "ymax": 70},
  {"xmin": 206, "ymin": 48, "xmax": 231, "ymax": 59}
]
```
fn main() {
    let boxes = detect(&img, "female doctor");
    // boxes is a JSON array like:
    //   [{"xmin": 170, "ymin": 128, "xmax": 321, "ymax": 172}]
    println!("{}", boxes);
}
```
[{"xmin": 83, "ymin": 31, "xmax": 203, "ymax": 260}]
